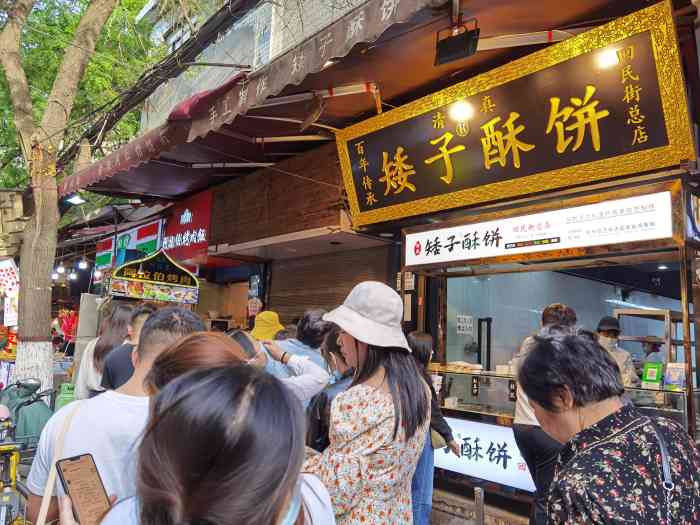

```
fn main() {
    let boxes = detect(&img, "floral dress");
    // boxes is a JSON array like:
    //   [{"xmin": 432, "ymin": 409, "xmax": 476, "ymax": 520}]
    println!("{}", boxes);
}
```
[
  {"xmin": 548, "ymin": 405, "xmax": 700, "ymax": 525},
  {"xmin": 303, "ymin": 383, "xmax": 429, "ymax": 524}
]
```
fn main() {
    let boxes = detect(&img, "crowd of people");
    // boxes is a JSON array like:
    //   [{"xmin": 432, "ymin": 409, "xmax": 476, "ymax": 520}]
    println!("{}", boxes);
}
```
[
  {"xmin": 512, "ymin": 303, "xmax": 700, "ymax": 525},
  {"xmin": 25, "ymin": 288, "xmax": 700, "ymax": 525}
]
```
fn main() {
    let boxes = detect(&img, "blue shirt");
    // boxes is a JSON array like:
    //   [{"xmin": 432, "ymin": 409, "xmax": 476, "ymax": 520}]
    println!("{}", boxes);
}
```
[
  {"xmin": 264, "ymin": 339, "xmax": 328, "ymax": 407},
  {"xmin": 264, "ymin": 339, "xmax": 327, "ymax": 377}
]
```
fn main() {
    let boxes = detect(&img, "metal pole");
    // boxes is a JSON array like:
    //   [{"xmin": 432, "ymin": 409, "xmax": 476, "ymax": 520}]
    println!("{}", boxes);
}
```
[{"xmin": 680, "ymin": 246, "xmax": 696, "ymax": 437}]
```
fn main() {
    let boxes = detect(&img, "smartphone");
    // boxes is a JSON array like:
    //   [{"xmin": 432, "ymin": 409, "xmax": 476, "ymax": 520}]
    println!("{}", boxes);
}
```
[{"xmin": 56, "ymin": 454, "xmax": 111, "ymax": 525}]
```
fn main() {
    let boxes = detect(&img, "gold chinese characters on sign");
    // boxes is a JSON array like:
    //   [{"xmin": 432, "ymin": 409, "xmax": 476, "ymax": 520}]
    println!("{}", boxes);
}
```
[{"xmin": 336, "ymin": 1, "xmax": 693, "ymax": 226}]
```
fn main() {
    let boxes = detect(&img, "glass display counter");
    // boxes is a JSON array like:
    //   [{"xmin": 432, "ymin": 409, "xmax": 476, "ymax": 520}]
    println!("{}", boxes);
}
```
[{"xmin": 429, "ymin": 364, "xmax": 693, "ymax": 497}]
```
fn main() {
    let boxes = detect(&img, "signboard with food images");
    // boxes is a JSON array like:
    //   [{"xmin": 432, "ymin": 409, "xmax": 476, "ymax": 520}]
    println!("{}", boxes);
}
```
[{"xmin": 110, "ymin": 249, "xmax": 199, "ymax": 304}]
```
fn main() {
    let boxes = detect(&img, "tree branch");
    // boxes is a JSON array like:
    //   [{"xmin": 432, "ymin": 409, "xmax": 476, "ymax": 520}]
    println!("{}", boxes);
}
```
[
  {"xmin": 40, "ymin": 0, "xmax": 119, "ymax": 150},
  {"xmin": 0, "ymin": 0, "xmax": 37, "ymax": 161}
]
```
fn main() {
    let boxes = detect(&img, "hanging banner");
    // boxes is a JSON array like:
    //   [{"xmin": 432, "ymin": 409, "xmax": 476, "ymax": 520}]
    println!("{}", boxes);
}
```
[
  {"xmin": 163, "ymin": 191, "xmax": 212, "ymax": 262},
  {"xmin": 404, "ymin": 191, "xmax": 674, "ymax": 268},
  {"xmin": 115, "ymin": 219, "xmax": 163, "ymax": 267},
  {"xmin": 336, "ymin": 2, "xmax": 693, "ymax": 226},
  {"xmin": 95, "ymin": 238, "xmax": 114, "ymax": 270},
  {"xmin": 111, "ymin": 250, "xmax": 199, "ymax": 304},
  {"xmin": 0, "ymin": 260, "xmax": 19, "ymax": 327}
]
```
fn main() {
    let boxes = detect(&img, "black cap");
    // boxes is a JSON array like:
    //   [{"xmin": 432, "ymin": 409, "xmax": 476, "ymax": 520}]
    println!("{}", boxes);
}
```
[{"xmin": 597, "ymin": 316, "xmax": 620, "ymax": 333}]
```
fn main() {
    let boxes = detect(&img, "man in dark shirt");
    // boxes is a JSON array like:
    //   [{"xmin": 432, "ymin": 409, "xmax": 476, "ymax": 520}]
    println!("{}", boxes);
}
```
[{"xmin": 101, "ymin": 305, "xmax": 155, "ymax": 390}]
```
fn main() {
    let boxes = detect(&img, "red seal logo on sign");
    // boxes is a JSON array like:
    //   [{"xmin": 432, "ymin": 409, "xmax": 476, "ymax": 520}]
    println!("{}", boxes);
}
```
[{"xmin": 414, "ymin": 241, "xmax": 422, "ymax": 256}]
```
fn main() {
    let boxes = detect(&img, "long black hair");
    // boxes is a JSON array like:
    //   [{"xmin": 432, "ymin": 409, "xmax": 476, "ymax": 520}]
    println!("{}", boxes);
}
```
[
  {"xmin": 138, "ymin": 366, "xmax": 305, "ymax": 525},
  {"xmin": 352, "ymin": 344, "xmax": 429, "ymax": 441},
  {"xmin": 407, "ymin": 331, "xmax": 434, "ymax": 387}
]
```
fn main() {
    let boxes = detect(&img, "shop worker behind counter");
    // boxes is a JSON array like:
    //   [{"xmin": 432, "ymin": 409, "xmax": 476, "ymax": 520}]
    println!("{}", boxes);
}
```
[
  {"xmin": 596, "ymin": 316, "xmax": 640, "ymax": 388},
  {"xmin": 519, "ymin": 333, "xmax": 700, "ymax": 525},
  {"xmin": 512, "ymin": 303, "xmax": 576, "ymax": 525},
  {"xmin": 26, "ymin": 307, "xmax": 205, "ymax": 524},
  {"xmin": 101, "ymin": 304, "xmax": 156, "ymax": 391}
]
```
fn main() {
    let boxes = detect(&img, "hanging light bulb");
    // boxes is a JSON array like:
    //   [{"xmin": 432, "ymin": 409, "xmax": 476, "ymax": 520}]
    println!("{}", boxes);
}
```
[
  {"xmin": 51, "ymin": 272, "xmax": 59, "ymax": 281},
  {"xmin": 78, "ymin": 259, "xmax": 88, "ymax": 270},
  {"xmin": 93, "ymin": 269, "xmax": 102, "ymax": 279},
  {"xmin": 68, "ymin": 271, "xmax": 78, "ymax": 281},
  {"xmin": 57, "ymin": 264, "xmax": 66, "ymax": 274},
  {"xmin": 137, "ymin": 264, "xmax": 145, "ymax": 277}
]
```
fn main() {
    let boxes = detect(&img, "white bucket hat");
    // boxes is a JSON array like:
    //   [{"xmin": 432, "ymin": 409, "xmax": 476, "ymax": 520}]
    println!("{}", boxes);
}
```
[{"xmin": 323, "ymin": 281, "xmax": 411, "ymax": 352}]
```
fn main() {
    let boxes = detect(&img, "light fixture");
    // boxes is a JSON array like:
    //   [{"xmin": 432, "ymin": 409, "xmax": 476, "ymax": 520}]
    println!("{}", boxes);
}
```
[
  {"xmin": 322, "ymin": 60, "xmax": 337, "ymax": 69},
  {"xmin": 658, "ymin": 264, "xmax": 669, "ymax": 271},
  {"xmin": 68, "ymin": 271, "xmax": 78, "ymax": 281},
  {"xmin": 137, "ymin": 264, "xmax": 145, "ymax": 277},
  {"xmin": 66, "ymin": 194, "xmax": 86, "ymax": 205},
  {"xmin": 93, "ymin": 269, "xmax": 103, "ymax": 279},
  {"xmin": 596, "ymin": 49, "xmax": 619, "ymax": 69},
  {"xmin": 78, "ymin": 259, "xmax": 89, "ymax": 270},
  {"xmin": 57, "ymin": 264, "xmax": 66, "ymax": 274},
  {"xmin": 435, "ymin": 17, "xmax": 480, "ymax": 66},
  {"xmin": 449, "ymin": 100, "xmax": 475, "ymax": 122},
  {"xmin": 51, "ymin": 272, "xmax": 59, "ymax": 280}
]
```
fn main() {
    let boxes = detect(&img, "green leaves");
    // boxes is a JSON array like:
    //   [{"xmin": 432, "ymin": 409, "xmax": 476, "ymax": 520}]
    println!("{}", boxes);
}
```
[{"xmin": 0, "ymin": 0, "xmax": 163, "ymax": 188}]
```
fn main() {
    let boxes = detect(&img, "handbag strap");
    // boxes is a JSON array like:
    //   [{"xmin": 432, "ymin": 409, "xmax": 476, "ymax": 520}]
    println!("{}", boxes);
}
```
[
  {"xmin": 651, "ymin": 423, "xmax": 674, "ymax": 491},
  {"xmin": 36, "ymin": 400, "xmax": 83, "ymax": 525}
]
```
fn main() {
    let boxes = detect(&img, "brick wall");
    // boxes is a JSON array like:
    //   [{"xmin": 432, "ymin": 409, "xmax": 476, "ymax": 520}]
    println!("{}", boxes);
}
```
[
  {"xmin": 268, "ymin": 245, "xmax": 392, "ymax": 323},
  {"xmin": 210, "ymin": 142, "xmax": 342, "ymax": 246}
]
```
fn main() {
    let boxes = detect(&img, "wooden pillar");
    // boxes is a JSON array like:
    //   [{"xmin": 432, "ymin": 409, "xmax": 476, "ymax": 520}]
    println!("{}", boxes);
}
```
[
  {"xmin": 437, "ymin": 276, "xmax": 447, "ymax": 364},
  {"xmin": 417, "ymin": 274, "xmax": 427, "ymax": 332}
]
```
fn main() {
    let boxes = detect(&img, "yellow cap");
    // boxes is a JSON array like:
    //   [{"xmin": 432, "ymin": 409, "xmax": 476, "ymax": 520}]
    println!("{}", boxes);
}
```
[{"xmin": 250, "ymin": 311, "xmax": 285, "ymax": 341}]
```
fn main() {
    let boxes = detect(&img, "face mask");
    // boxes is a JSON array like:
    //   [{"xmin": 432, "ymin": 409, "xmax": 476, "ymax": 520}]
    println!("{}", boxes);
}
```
[
  {"xmin": 598, "ymin": 335, "xmax": 617, "ymax": 351},
  {"xmin": 279, "ymin": 487, "xmax": 301, "ymax": 525}
]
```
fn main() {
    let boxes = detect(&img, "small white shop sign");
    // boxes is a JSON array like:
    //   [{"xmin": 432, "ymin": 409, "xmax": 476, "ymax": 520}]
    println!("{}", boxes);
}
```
[
  {"xmin": 435, "ymin": 417, "xmax": 535, "ymax": 492},
  {"xmin": 456, "ymin": 315, "xmax": 473, "ymax": 337},
  {"xmin": 405, "ymin": 192, "xmax": 674, "ymax": 268}
]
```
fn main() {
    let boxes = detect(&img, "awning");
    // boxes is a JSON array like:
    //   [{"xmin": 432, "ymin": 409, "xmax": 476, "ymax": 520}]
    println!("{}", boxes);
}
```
[
  {"xmin": 59, "ymin": 0, "xmax": 642, "ymax": 200},
  {"xmin": 60, "ymin": 120, "xmax": 190, "ymax": 197},
  {"xmin": 59, "ymin": 0, "xmax": 438, "ymax": 198}
]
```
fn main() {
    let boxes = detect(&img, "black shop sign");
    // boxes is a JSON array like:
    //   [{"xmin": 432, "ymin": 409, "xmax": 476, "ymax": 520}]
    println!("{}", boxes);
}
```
[{"xmin": 336, "ymin": 2, "xmax": 693, "ymax": 226}]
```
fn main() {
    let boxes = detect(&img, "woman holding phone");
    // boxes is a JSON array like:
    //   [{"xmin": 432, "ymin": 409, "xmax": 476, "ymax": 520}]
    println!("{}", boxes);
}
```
[{"xmin": 60, "ymin": 365, "xmax": 334, "ymax": 524}]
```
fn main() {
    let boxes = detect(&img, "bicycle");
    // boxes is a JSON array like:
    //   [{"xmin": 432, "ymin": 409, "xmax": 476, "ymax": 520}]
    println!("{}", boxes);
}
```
[{"xmin": 0, "ymin": 380, "xmax": 54, "ymax": 525}]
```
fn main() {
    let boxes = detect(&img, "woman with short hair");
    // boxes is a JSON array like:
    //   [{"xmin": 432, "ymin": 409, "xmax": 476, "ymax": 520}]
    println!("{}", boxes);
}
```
[{"xmin": 518, "ymin": 333, "xmax": 700, "ymax": 524}]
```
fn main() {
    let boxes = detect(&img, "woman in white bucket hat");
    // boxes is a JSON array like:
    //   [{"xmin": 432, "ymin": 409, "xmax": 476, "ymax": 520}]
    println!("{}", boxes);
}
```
[{"xmin": 304, "ymin": 281, "xmax": 430, "ymax": 525}]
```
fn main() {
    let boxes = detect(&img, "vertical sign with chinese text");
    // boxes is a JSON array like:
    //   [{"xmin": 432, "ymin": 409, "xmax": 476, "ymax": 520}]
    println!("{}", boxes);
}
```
[
  {"xmin": 337, "ymin": 2, "xmax": 693, "ymax": 226},
  {"xmin": 163, "ymin": 190, "xmax": 213, "ymax": 262}
]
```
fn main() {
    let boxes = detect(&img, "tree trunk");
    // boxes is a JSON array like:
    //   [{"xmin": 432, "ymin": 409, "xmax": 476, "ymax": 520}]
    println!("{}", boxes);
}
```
[
  {"xmin": 3, "ymin": 0, "xmax": 119, "ymax": 389},
  {"xmin": 13, "ymin": 143, "xmax": 59, "ymax": 389}
]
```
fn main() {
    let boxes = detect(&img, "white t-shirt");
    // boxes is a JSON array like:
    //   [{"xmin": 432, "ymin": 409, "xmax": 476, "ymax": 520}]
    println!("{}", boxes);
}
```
[
  {"xmin": 27, "ymin": 391, "xmax": 149, "ymax": 501},
  {"xmin": 513, "ymin": 336, "xmax": 540, "ymax": 426},
  {"xmin": 100, "ymin": 474, "xmax": 335, "ymax": 524}
]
